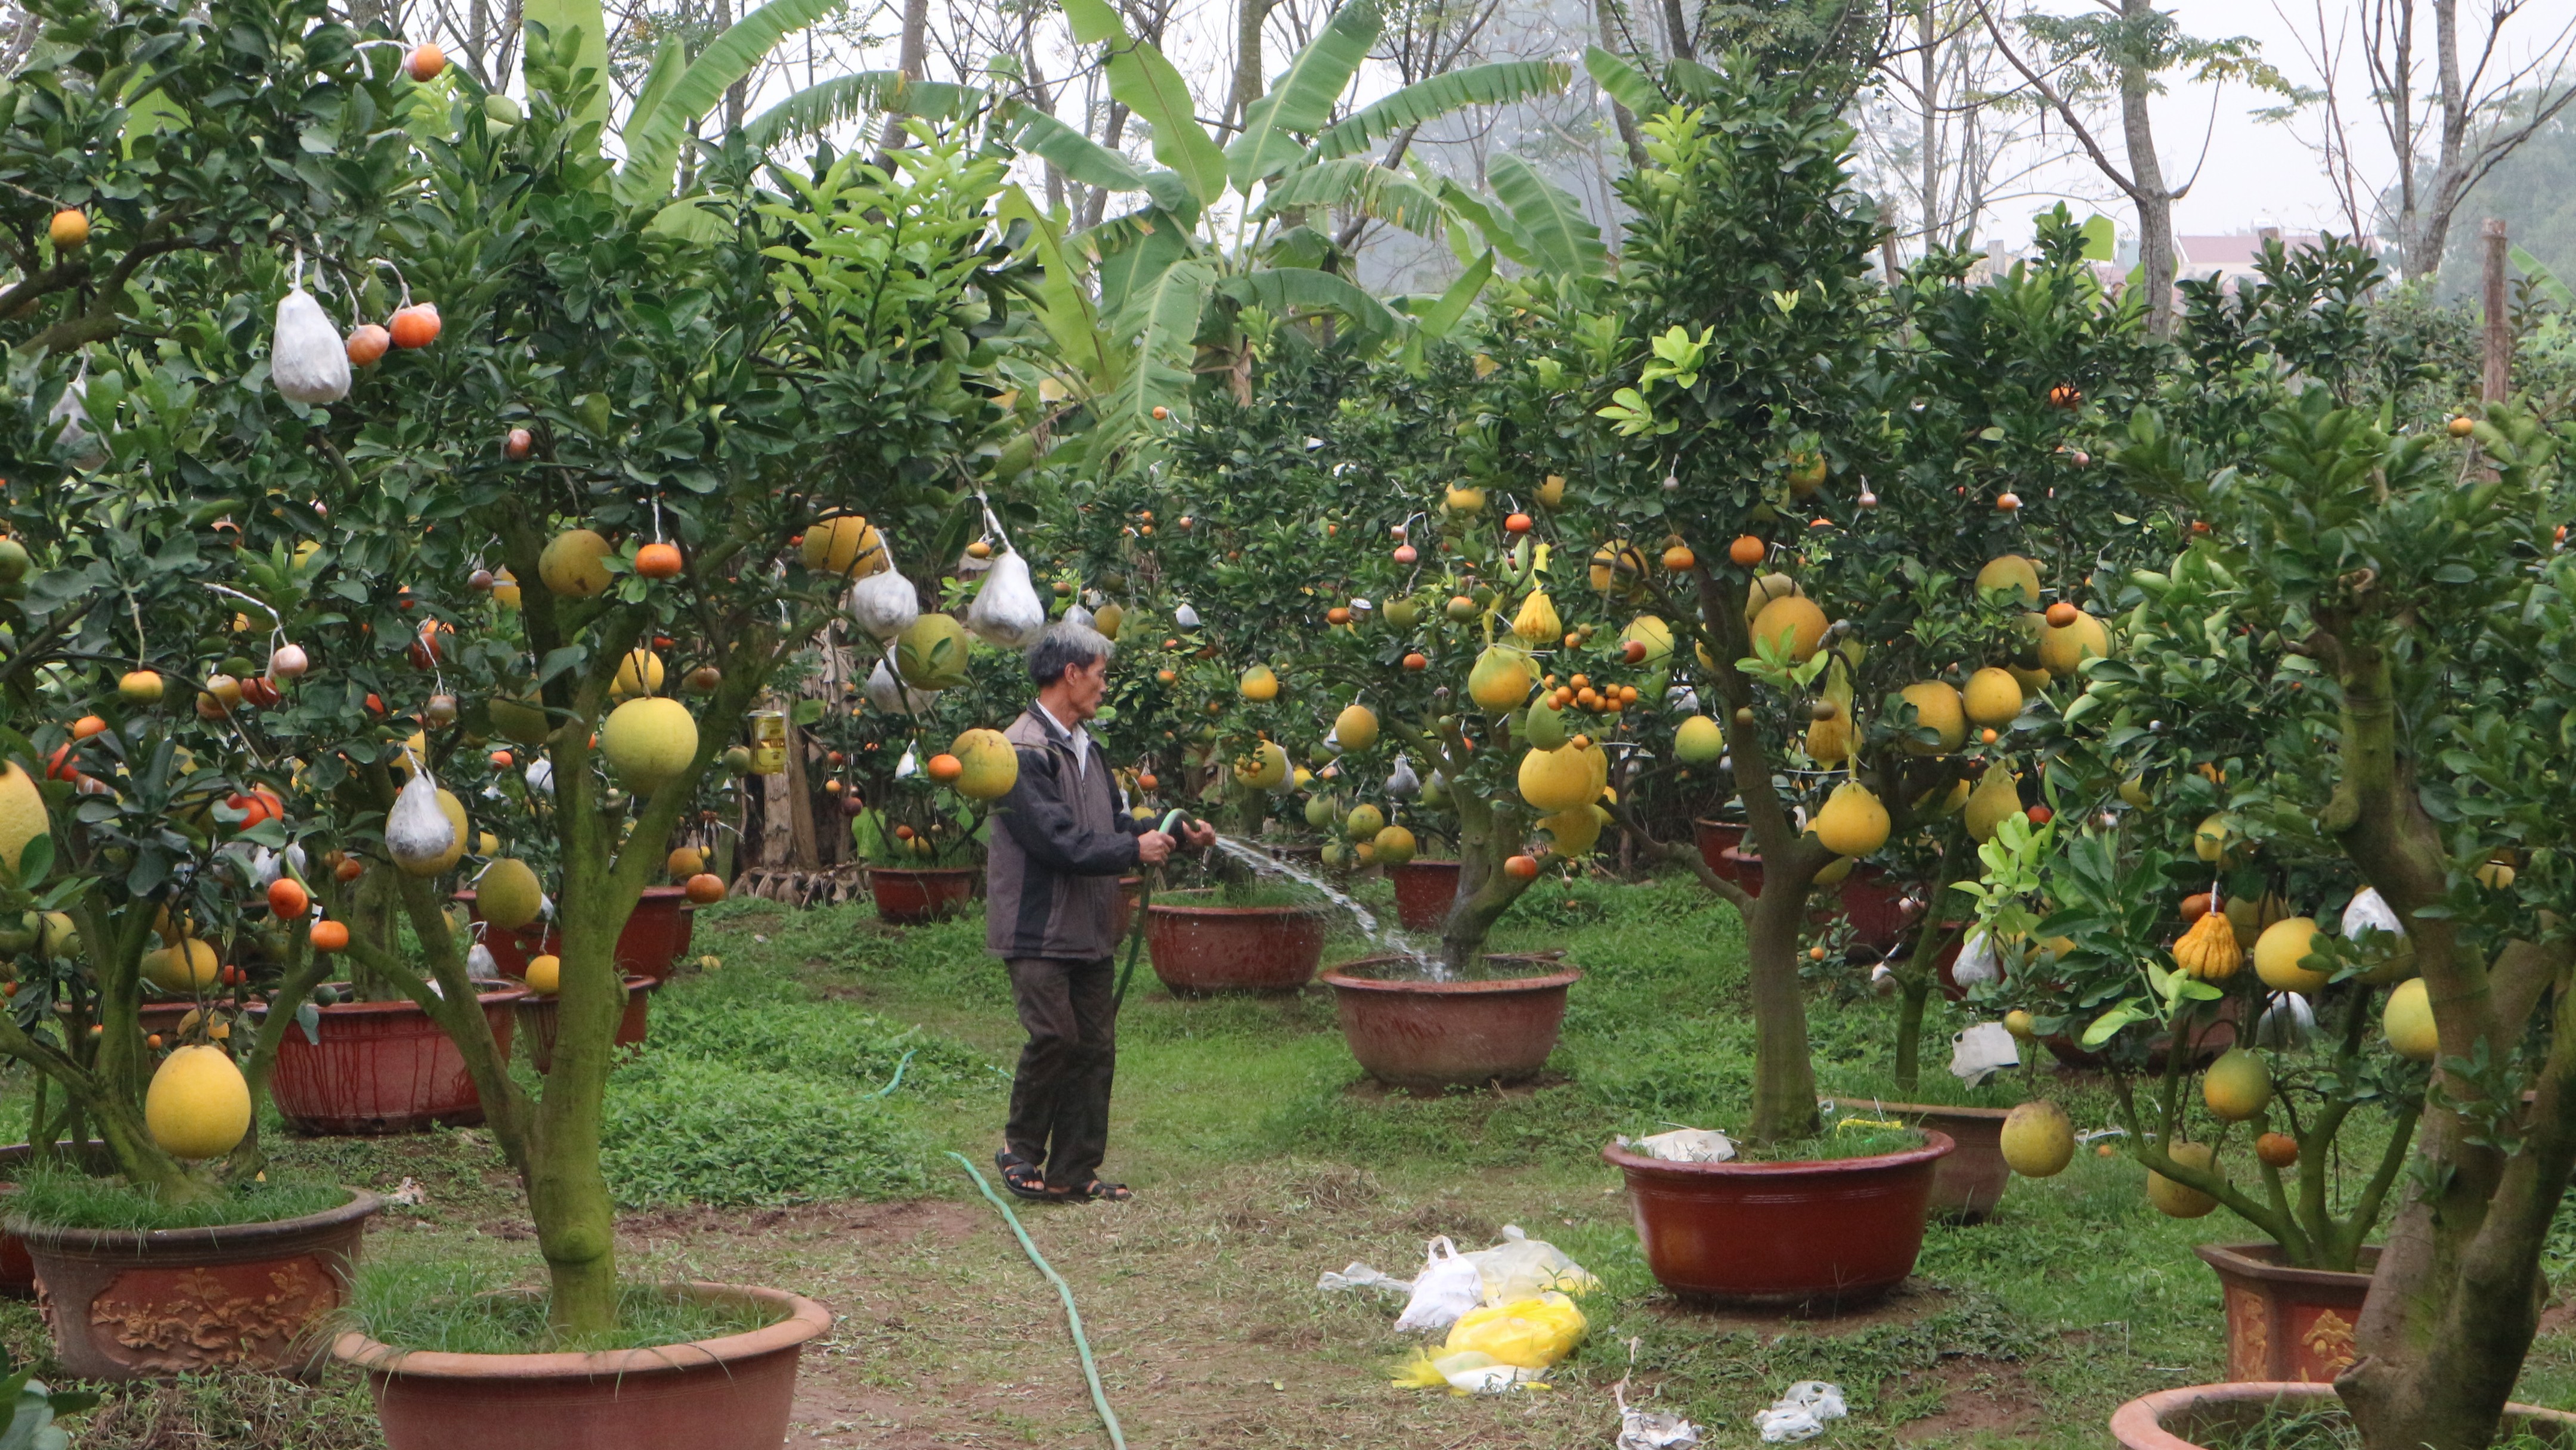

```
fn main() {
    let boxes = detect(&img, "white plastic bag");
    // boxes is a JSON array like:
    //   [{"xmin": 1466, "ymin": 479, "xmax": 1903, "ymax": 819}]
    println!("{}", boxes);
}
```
[
  {"xmin": 1316, "ymin": 1263, "xmax": 1411, "ymax": 1296},
  {"xmin": 386, "ymin": 768, "xmax": 456, "ymax": 873},
  {"xmin": 2344, "ymin": 886, "xmax": 2402, "ymax": 940},
  {"xmin": 1949, "ymin": 1021, "xmax": 2019, "ymax": 1085},
  {"xmin": 48, "ymin": 377, "xmax": 104, "ymax": 469},
  {"xmin": 1463, "ymin": 1225, "xmax": 1600, "ymax": 1300},
  {"xmin": 466, "ymin": 943, "xmax": 497, "ymax": 977},
  {"xmin": 2258, "ymin": 991, "xmax": 2317, "ymax": 1048},
  {"xmin": 1951, "ymin": 930, "xmax": 2001, "ymax": 989},
  {"xmin": 896, "ymin": 745, "xmax": 920, "ymax": 779},
  {"xmin": 847, "ymin": 557, "xmax": 920, "ymax": 642},
  {"xmin": 966, "ymin": 548, "xmax": 1046, "ymax": 650},
  {"xmin": 524, "ymin": 759, "xmax": 555, "ymax": 796},
  {"xmin": 1393, "ymin": 1237, "xmax": 1484, "ymax": 1334},
  {"xmin": 1621, "ymin": 1127, "xmax": 1737, "ymax": 1163},
  {"xmin": 1755, "ymin": 1382, "xmax": 1848, "ymax": 1443},
  {"xmin": 1621, "ymin": 1405, "xmax": 1704, "ymax": 1449},
  {"xmin": 865, "ymin": 656, "xmax": 939, "ymax": 714},
  {"xmin": 1386, "ymin": 755, "xmax": 1421, "ymax": 798},
  {"xmin": 271, "ymin": 287, "xmax": 352, "ymax": 405}
]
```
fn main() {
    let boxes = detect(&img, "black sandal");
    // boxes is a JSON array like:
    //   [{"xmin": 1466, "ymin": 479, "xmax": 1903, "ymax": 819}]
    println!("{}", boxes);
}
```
[
  {"xmin": 996, "ymin": 1151, "xmax": 1053, "ymax": 1201},
  {"xmin": 1075, "ymin": 1179, "xmax": 1132, "ymax": 1203}
]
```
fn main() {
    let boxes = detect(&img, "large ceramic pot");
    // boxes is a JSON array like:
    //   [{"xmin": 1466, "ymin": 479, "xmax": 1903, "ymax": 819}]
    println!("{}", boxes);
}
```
[
  {"xmin": 2196, "ymin": 1243, "xmax": 2377, "ymax": 1384},
  {"xmin": 2110, "ymin": 1382, "xmax": 2576, "ymax": 1450},
  {"xmin": 18, "ymin": 1189, "xmax": 382, "ymax": 1380},
  {"xmin": 1111, "ymin": 876, "xmax": 1143, "ymax": 941},
  {"xmin": 1388, "ymin": 860, "xmax": 1464, "ymax": 933},
  {"xmin": 463, "ymin": 885, "xmax": 697, "ymax": 984},
  {"xmin": 0, "ymin": 1142, "xmax": 113, "ymax": 1299},
  {"xmin": 1844, "ymin": 1101, "xmax": 2010, "ymax": 1223},
  {"xmin": 1605, "ymin": 1132, "xmax": 1953, "ymax": 1308},
  {"xmin": 258, "ymin": 984, "xmax": 524, "ymax": 1135},
  {"xmin": 335, "ymin": 1282, "xmax": 831, "ymax": 1450},
  {"xmin": 1692, "ymin": 819, "xmax": 1746, "ymax": 881},
  {"xmin": 1145, "ymin": 892, "xmax": 1327, "ymax": 993},
  {"xmin": 1837, "ymin": 867, "xmax": 1917, "ymax": 952},
  {"xmin": 868, "ymin": 866, "xmax": 981, "ymax": 925},
  {"xmin": 516, "ymin": 975, "xmax": 657, "ymax": 1074},
  {"xmin": 1321, "ymin": 956, "xmax": 1578, "ymax": 1089}
]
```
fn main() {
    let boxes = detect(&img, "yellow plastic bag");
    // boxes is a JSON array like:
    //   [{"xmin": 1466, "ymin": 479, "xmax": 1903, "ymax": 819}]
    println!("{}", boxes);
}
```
[{"xmin": 1442, "ymin": 1292, "xmax": 1587, "ymax": 1370}]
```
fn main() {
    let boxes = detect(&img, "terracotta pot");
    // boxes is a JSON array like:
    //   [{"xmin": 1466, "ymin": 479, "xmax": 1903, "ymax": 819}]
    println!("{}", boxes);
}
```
[
  {"xmin": 0, "ymin": 1142, "xmax": 113, "ymax": 1299},
  {"xmin": 1692, "ymin": 819, "xmax": 1746, "ymax": 879},
  {"xmin": 1145, "ymin": 893, "xmax": 1327, "ymax": 993},
  {"xmin": 1838, "ymin": 1101, "xmax": 2010, "ymax": 1223},
  {"xmin": 1112, "ymin": 876, "xmax": 1143, "ymax": 941},
  {"xmin": 18, "ymin": 1189, "xmax": 382, "ymax": 1380},
  {"xmin": 1605, "ymin": 1131, "xmax": 1953, "ymax": 1308},
  {"xmin": 1837, "ymin": 867, "xmax": 1918, "ymax": 952},
  {"xmin": 2196, "ymin": 1243, "xmax": 2378, "ymax": 1384},
  {"xmin": 335, "ymin": 1282, "xmax": 831, "ymax": 1450},
  {"xmin": 462, "ymin": 886, "xmax": 697, "ymax": 984},
  {"xmin": 867, "ymin": 866, "xmax": 981, "ymax": 925},
  {"xmin": 1388, "ymin": 860, "xmax": 1464, "ymax": 932},
  {"xmin": 258, "ymin": 985, "xmax": 524, "ymax": 1135},
  {"xmin": 2110, "ymin": 1382, "xmax": 2576, "ymax": 1450},
  {"xmin": 1322, "ymin": 956, "xmax": 1579, "ymax": 1089},
  {"xmin": 516, "ymin": 975, "xmax": 657, "ymax": 1074}
]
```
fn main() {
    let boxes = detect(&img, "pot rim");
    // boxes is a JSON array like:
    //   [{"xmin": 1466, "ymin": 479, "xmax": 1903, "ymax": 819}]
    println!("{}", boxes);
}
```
[
  {"xmin": 11, "ymin": 1186, "xmax": 384, "ymax": 1253},
  {"xmin": 2108, "ymin": 1383, "xmax": 2576, "ymax": 1450},
  {"xmin": 2193, "ymin": 1241, "xmax": 2380, "ymax": 1287},
  {"xmin": 1825, "ymin": 1098, "xmax": 2013, "ymax": 1123},
  {"xmin": 248, "ymin": 982, "xmax": 525, "ymax": 1021},
  {"xmin": 1386, "ymin": 859, "xmax": 1462, "ymax": 871},
  {"xmin": 1692, "ymin": 817, "xmax": 1748, "ymax": 831},
  {"xmin": 330, "ymin": 1281, "xmax": 831, "ymax": 1381},
  {"xmin": 1322, "ymin": 957, "xmax": 1581, "ymax": 996},
  {"xmin": 1604, "ymin": 1129, "xmax": 1955, "ymax": 1179},
  {"xmin": 1147, "ymin": 888, "xmax": 1329, "ymax": 919},
  {"xmin": 867, "ymin": 865, "xmax": 983, "ymax": 881}
]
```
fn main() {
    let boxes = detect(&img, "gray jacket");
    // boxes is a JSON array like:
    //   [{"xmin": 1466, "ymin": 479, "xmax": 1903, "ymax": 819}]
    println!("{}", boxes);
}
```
[{"xmin": 983, "ymin": 708, "xmax": 1147, "ymax": 960}]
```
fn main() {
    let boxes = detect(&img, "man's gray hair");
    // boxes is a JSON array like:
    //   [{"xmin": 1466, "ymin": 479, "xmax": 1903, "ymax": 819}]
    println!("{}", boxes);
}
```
[{"xmin": 1027, "ymin": 619, "xmax": 1115, "ymax": 686}]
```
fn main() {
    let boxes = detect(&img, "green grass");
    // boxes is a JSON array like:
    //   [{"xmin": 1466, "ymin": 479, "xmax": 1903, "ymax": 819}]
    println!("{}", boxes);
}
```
[
  {"xmin": 340, "ymin": 1259, "xmax": 781, "ymax": 1355},
  {"xmin": 601, "ymin": 1055, "xmax": 935, "ymax": 1207},
  {"xmin": 1738, "ymin": 1126, "xmax": 1927, "ymax": 1162},
  {"xmin": 4, "ymin": 1173, "xmax": 349, "ymax": 1233}
]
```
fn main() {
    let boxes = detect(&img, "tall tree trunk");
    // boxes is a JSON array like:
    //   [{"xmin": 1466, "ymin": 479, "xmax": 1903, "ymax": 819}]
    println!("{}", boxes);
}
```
[
  {"xmin": 1080, "ymin": 103, "xmax": 1129, "ymax": 228},
  {"xmin": 1659, "ymin": 0, "xmax": 1693, "ymax": 60},
  {"xmin": 1597, "ymin": 0, "xmax": 1647, "ymax": 170},
  {"xmin": 877, "ymin": 0, "xmax": 933, "ymax": 154},
  {"xmin": 1224, "ymin": 0, "xmax": 1270, "ymax": 137},
  {"xmin": 2119, "ymin": 0, "xmax": 2176, "ymax": 335}
]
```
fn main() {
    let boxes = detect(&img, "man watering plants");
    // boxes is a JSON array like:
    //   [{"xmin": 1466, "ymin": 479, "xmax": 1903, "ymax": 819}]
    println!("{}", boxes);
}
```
[{"xmin": 987, "ymin": 620, "xmax": 1213, "ymax": 1203}]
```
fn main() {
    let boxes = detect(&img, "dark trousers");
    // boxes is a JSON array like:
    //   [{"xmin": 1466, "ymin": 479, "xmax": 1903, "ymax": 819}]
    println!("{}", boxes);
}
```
[{"xmin": 1004, "ymin": 956, "xmax": 1117, "ymax": 1189}]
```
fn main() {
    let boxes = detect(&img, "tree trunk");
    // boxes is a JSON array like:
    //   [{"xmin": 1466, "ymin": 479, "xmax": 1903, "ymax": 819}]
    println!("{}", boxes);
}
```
[
  {"xmin": 1435, "ymin": 781, "xmax": 1532, "ymax": 972},
  {"xmin": 527, "ymin": 875, "xmax": 628, "ymax": 1336},
  {"xmin": 877, "ymin": 0, "xmax": 933, "ymax": 155},
  {"xmin": 1744, "ymin": 876, "xmax": 1821, "ymax": 1141},
  {"xmin": 1225, "ymin": 0, "xmax": 1270, "ymax": 137},
  {"xmin": 349, "ymin": 865, "xmax": 400, "ymax": 999},
  {"xmin": 1659, "ymin": 0, "xmax": 1693, "ymax": 60},
  {"xmin": 2119, "ymin": 0, "xmax": 2176, "ymax": 335},
  {"xmin": 1594, "ymin": 0, "xmax": 1648, "ymax": 169},
  {"xmin": 2482, "ymin": 218, "xmax": 2510, "ymax": 400}
]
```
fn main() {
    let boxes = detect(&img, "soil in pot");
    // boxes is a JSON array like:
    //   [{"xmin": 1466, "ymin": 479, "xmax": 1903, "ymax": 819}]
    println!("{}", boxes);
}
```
[
  {"xmin": 1323, "ymin": 955, "xmax": 1578, "ymax": 1090},
  {"xmin": 516, "ymin": 975, "xmax": 657, "ymax": 1074},
  {"xmin": 868, "ymin": 865, "xmax": 981, "ymax": 925},
  {"xmin": 2109, "ymin": 1381, "xmax": 2576, "ymax": 1450},
  {"xmin": 335, "ymin": 1279, "xmax": 831, "ymax": 1450},
  {"xmin": 12, "ymin": 1181, "xmax": 382, "ymax": 1380},
  {"xmin": 256, "ymin": 983, "xmax": 524, "ymax": 1135},
  {"xmin": 2196, "ymin": 1243, "xmax": 2379, "ymax": 1384},
  {"xmin": 1386, "ymin": 860, "xmax": 1464, "ymax": 933},
  {"xmin": 1145, "ymin": 889, "xmax": 1328, "ymax": 993},
  {"xmin": 463, "ymin": 885, "xmax": 696, "ymax": 984},
  {"xmin": 1605, "ymin": 1130, "xmax": 1952, "ymax": 1309}
]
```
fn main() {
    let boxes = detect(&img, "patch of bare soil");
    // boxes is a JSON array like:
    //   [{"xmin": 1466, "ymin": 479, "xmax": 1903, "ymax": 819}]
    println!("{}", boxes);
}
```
[
  {"xmin": 1890, "ymin": 1356, "xmax": 2052, "ymax": 1443},
  {"xmin": 1640, "ymin": 1278, "xmax": 1952, "ymax": 1332}
]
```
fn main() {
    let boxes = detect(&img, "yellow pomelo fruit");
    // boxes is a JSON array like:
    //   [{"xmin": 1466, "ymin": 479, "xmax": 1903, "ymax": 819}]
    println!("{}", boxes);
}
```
[
  {"xmin": 1975, "ymin": 555, "xmax": 2041, "ymax": 605},
  {"xmin": 525, "ymin": 953, "xmax": 562, "ymax": 994},
  {"xmin": 1542, "ymin": 804, "xmax": 1606, "ymax": 856},
  {"xmin": 398, "ymin": 789, "xmax": 472, "ymax": 878},
  {"xmin": 1965, "ymin": 764, "xmax": 2021, "ymax": 842},
  {"xmin": 1373, "ymin": 825, "xmax": 1417, "ymax": 866},
  {"xmin": 2039, "ymin": 611, "xmax": 2112, "ymax": 676},
  {"xmin": 1900, "ymin": 681, "xmax": 1967, "ymax": 754},
  {"xmin": 2253, "ymin": 917, "xmax": 2327, "ymax": 992},
  {"xmin": 1335, "ymin": 705, "xmax": 1379, "ymax": 754},
  {"xmin": 146, "ymin": 1045, "xmax": 250, "ymax": 1160},
  {"xmin": 1622, "ymin": 615, "xmax": 1674, "ymax": 665},
  {"xmin": 1092, "ymin": 603, "xmax": 1124, "ymax": 640},
  {"xmin": 668, "ymin": 846, "xmax": 703, "ymax": 877},
  {"xmin": 1920, "ymin": 777, "xmax": 1970, "ymax": 819},
  {"xmin": 1510, "ymin": 590, "xmax": 1561, "ymax": 646},
  {"xmin": 611, "ymin": 649, "xmax": 665, "ymax": 701},
  {"xmin": 490, "ymin": 693, "xmax": 550, "ymax": 745},
  {"xmin": 801, "ymin": 516, "xmax": 887, "ymax": 578},
  {"xmin": 476, "ymin": 857, "xmax": 544, "ymax": 931},
  {"xmin": 2008, "ymin": 665, "xmax": 2052, "ymax": 697},
  {"xmin": 950, "ymin": 729, "xmax": 1018, "ymax": 801},
  {"xmin": 0, "ymin": 764, "xmax": 46, "ymax": 876},
  {"xmin": 1239, "ymin": 665, "xmax": 1280, "ymax": 702},
  {"xmin": 1806, "ymin": 713, "xmax": 1852, "ymax": 764},
  {"xmin": 35, "ymin": 912, "xmax": 75, "ymax": 958},
  {"xmin": 492, "ymin": 569, "xmax": 522, "ymax": 609},
  {"xmin": 1811, "ymin": 780, "xmax": 1890, "ymax": 857},
  {"xmin": 1468, "ymin": 646, "xmax": 1534, "ymax": 712},
  {"xmin": 1590, "ymin": 539, "xmax": 1646, "ymax": 594},
  {"xmin": 1815, "ymin": 855, "xmax": 1854, "ymax": 885},
  {"xmin": 1746, "ymin": 572, "xmax": 1800, "ymax": 617},
  {"xmin": 2148, "ymin": 1143, "xmax": 2221, "ymax": 1218},
  {"xmin": 2194, "ymin": 813, "xmax": 2240, "ymax": 865},
  {"xmin": 1675, "ymin": 715, "xmax": 1725, "ymax": 764},
  {"xmin": 1964, "ymin": 668, "xmax": 2024, "ymax": 727},
  {"xmin": 1446, "ymin": 485, "xmax": 1487, "ymax": 516},
  {"xmin": 1233, "ymin": 741, "xmax": 1289, "ymax": 790},
  {"xmin": 1750, "ymin": 595, "xmax": 1829, "ymax": 662},
  {"xmin": 2202, "ymin": 1048, "xmax": 2274, "ymax": 1121},
  {"xmin": 1519, "ymin": 743, "xmax": 1599, "ymax": 813},
  {"xmin": 2119, "ymin": 776, "xmax": 2151, "ymax": 808},
  {"xmin": 2384, "ymin": 977, "xmax": 2438, "ymax": 1062},
  {"xmin": 602, "ymin": 697, "xmax": 699, "ymax": 792},
  {"xmin": 1346, "ymin": 804, "xmax": 1385, "ymax": 840},
  {"xmin": 896, "ymin": 613, "xmax": 974, "ymax": 690},
  {"xmin": 2000, "ymin": 1101, "xmax": 2075, "ymax": 1178},
  {"xmin": 143, "ymin": 938, "xmax": 220, "ymax": 993},
  {"xmin": 538, "ymin": 528, "xmax": 614, "ymax": 597}
]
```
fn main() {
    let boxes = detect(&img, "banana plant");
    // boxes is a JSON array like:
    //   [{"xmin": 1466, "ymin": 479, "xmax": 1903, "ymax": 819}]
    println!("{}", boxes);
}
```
[{"xmin": 1015, "ymin": 0, "xmax": 1583, "ymax": 440}]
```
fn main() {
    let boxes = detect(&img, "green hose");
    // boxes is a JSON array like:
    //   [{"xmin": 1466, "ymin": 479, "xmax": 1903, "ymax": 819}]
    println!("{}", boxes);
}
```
[
  {"xmin": 947, "ymin": 1152, "xmax": 1128, "ymax": 1450},
  {"xmin": 1113, "ymin": 810, "xmax": 1191, "ymax": 1011}
]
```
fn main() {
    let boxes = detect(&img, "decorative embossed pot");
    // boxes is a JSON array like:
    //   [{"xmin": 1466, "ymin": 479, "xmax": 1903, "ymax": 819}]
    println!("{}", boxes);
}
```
[
  {"xmin": 16, "ymin": 1189, "xmax": 382, "ymax": 1380},
  {"xmin": 2196, "ymin": 1243, "xmax": 2377, "ymax": 1383},
  {"xmin": 335, "ymin": 1282, "xmax": 830, "ymax": 1450},
  {"xmin": 2110, "ymin": 1382, "xmax": 2576, "ymax": 1450}
]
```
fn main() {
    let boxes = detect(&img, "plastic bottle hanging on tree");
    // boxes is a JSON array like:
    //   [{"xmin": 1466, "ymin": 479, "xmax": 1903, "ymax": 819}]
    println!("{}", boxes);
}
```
[{"xmin": 749, "ymin": 709, "xmax": 788, "ymax": 776}]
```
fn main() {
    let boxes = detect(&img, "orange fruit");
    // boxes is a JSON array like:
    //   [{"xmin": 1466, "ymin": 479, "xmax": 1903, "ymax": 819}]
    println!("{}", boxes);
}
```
[
  {"xmin": 268, "ymin": 878, "xmax": 309, "ymax": 921},
  {"xmin": 311, "ymin": 921, "xmax": 349, "ymax": 952},
  {"xmin": 71, "ymin": 715, "xmax": 106, "ymax": 739},
  {"xmin": 926, "ymin": 753, "xmax": 964, "ymax": 784},
  {"xmin": 1728, "ymin": 535, "xmax": 1766, "ymax": 567},
  {"xmin": 346, "ymin": 324, "xmax": 391, "ymax": 367},
  {"xmin": 683, "ymin": 872, "xmax": 726, "ymax": 904},
  {"xmin": 636, "ymin": 543, "xmax": 683, "ymax": 579}
]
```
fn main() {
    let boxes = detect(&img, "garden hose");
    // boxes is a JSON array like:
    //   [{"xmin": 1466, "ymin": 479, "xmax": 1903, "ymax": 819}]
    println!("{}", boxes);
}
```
[
  {"xmin": 947, "ymin": 1152, "xmax": 1128, "ymax": 1450},
  {"xmin": 872, "ymin": 1048, "xmax": 916, "ymax": 1098},
  {"xmin": 1113, "ymin": 809, "xmax": 1196, "ymax": 1011}
]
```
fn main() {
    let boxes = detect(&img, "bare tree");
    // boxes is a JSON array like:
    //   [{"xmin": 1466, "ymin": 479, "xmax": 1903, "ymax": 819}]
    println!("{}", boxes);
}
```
[{"xmin": 1854, "ymin": 0, "xmax": 2084, "ymax": 258}]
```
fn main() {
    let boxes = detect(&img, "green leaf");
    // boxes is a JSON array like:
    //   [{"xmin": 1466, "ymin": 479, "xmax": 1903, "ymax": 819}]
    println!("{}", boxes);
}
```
[
  {"xmin": 1088, "ymin": 206, "xmax": 1193, "ymax": 321},
  {"xmin": 2512, "ymin": 244, "xmax": 2574, "ymax": 311},
  {"xmin": 2081, "ymin": 1004, "xmax": 2150, "ymax": 1047},
  {"xmin": 743, "ymin": 72, "xmax": 980, "ymax": 153},
  {"xmin": 1414, "ymin": 249, "xmax": 1493, "ymax": 340},
  {"xmin": 1581, "ymin": 45, "xmax": 1661, "ymax": 115},
  {"xmin": 1254, "ymin": 159, "xmax": 1447, "ymax": 236},
  {"xmin": 1227, "ymin": 0, "xmax": 1383, "ymax": 191},
  {"xmin": 1429, "ymin": 175, "xmax": 1534, "ymax": 268},
  {"xmin": 1064, "ymin": 0, "xmax": 1229, "ymax": 205},
  {"xmin": 1105, "ymin": 255, "xmax": 1215, "ymax": 436},
  {"xmin": 7, "ymin": 834, "xmax": 48, "ymax": 890},
  {"xmin": 523, "ymin": 0, "xmax": 613, "ymax": 135},
  {"xmin": 1310, "ymin": 60, "xmax": 1571, "ymax": 160},
  {"xmin": 791, "ymin": 699, "xmax": 826, "ymax": 726},
  {"xmin": 1062, "ymin": 0, "xmax": 1124, "ymax": 45},
  {"xmin": 622, "ymin": 35, "xmax": 689, "ymax": 153},
  {"xmin": 1217, "ymin": 266, "xmax": 1402, "ymax": 345},
  {"xmin": 1013, "ymin": 107, "xmax": 1151, "ymax": 193},
  {"xmin": 997, "ymin": 185, "xmax": 1119, "ymax": 394},
  {"xmin": 1487, "ymin": 153, "xmax": 1604, "ymax": 275},
  {"xmin": 614, "ymin": 0, "xmax": 845, "ymax": 205}
]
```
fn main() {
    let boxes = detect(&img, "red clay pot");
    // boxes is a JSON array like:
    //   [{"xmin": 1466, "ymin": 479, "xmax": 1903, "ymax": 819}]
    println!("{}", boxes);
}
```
[
  {"xmin": 335, "ymin": 1282, "xmax": 831, "ymax": 1450},
  {"xmin": 1321, "ymin": 956, "xmax": 1578, "ymax": 1089},
  {"xmin": 19, "ymin": 1189, "xmax": 382, "ymax": 1380},
  {"xmin": 1692, "ymin": 819, "xmax": 1746, "ymax": 880},
  {"xmin": 462, "ymin": 886, "xmax": 696, "ymax": 984},
  {"xmin": 1112, "ymin": 876, "xmax": 1143, "ymax": 941},
  {"xmin": 516, "ymin": 975, "xmax": 657, "ymax": 1074},
  {"xmin": 259, "ymin": 985, "xmax": 524, "ymax": 1135},
  {"xmin": 2110, "ymin": 1382, "xmax": 2576, "ymax": 1450},
  {"xmin": 2196, "ymin": 1243, "xmax": 2377, "ymax": 1384},
  {"xmin": 1145, "ymin": 893, "xmax": 1327, "ymax": 993},
  {"xmin": 1388, "ymin": 860, "xmax": 1464, "ymax": 932},
  {"xmin": 1605, "ymin": 1131, "xmax": 1953, "ymax": 1308},
  {"xmin": 1837, "ymin": 867, "xmax": 1918, "ymax": 952},
  {"xmin": 1846, "ymin": 1101, "xmax": 2010, "ymax": 1222},
  {"xmin": 868, "ymin": 866, "xmax": 981, "ymax": 925}
]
